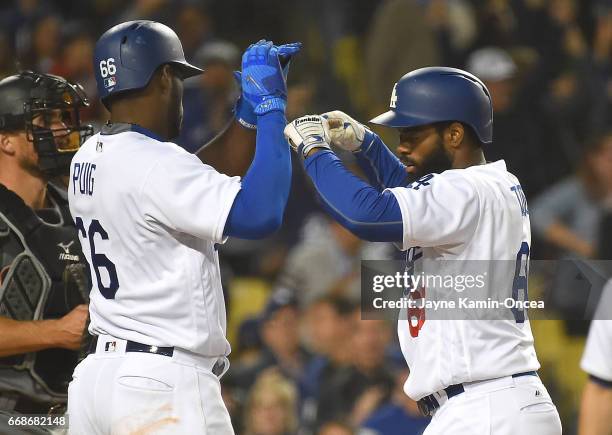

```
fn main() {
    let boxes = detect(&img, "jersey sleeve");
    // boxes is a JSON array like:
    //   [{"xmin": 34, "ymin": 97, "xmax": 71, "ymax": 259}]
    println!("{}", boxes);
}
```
[
  {"xmin": 387, "ymin": 172, "xmax": 480, "ymax": 250},
  {"xmin": 141, "ymin": 149, "xmax": 241, "ymax": 243},
  {"xmin": 581, "ymin": 280, "xmax": 612, "ymax": 381}
]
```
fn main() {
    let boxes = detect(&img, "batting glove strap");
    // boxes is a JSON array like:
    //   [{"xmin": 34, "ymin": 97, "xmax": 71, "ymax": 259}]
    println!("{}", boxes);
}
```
[
  {"xmin": 254, "ymin": 97, "xmax": 286, "ymax": 115},
  {"xmin": 233, "ymin": 93, "xmax": 257, "ymax": 130},
  {"xmin": 300, "ymin": 138, "xmax": 331, "ymax": 157},
  {"xmin": 353, "ymin": 128, "xmax": 376, "ymax": 154}
]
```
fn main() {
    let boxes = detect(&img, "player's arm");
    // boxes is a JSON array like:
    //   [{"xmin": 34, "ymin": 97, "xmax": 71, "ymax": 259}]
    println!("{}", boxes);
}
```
[
  {"xmin": 0, "ymin": 305, "xmax": 88, "ymax": 357},
  {"xmin": 284, "ymin": 116, "xmax": 403, "ymax": 243},
  {"xmin": 223, "ymin": 41, "xmax": 300, "ymax": 239},
  {"xmin": 223, "ymin": 111, "xmax": 291, "ymax": 238},
  {"xmin": 196, "ymin": 44, "xmax": 301, "ymax": 177},
  {"xmin": 286, "ymin": 115, "xmax": 479, "ymax": 247},
  {"xmin": 323, "ymin": 110, "xmax": 409, "ymax": 189},
  {"xmin": 578, "ymin": 376, "xmax": 612, "ymax": 435},
  {"xmin": 195, "ymin": 115, "xmax": 256, "ymax": 177},
  {"xmin": 143, "ymin": 42, "xmax": 299, "ymax": 243}
]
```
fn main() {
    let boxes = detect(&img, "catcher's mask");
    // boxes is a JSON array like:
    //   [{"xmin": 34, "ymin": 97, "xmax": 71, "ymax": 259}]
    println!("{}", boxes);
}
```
[{"xmin": 0, "ymin": 71, "xmax": 93, "ymax": 176}]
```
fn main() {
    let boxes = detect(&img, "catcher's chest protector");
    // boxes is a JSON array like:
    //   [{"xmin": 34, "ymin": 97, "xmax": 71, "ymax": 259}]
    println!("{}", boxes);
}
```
[{"xmin": 0, "ymin": 183, "xmax": 90, "ymax": 396}]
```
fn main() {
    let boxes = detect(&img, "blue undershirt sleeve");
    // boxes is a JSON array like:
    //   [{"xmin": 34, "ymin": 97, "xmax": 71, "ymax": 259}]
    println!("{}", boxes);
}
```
[
  {"xmin": 303, "ymin": 149, "xmax": 403, "ymax": 242},
  {"xmin": 354, "ymin": 130, "xmax": 410, "ymax": 190},
  {"xmin": 223, "ymin": 111, "xmax": 291, "ymax": 239}
]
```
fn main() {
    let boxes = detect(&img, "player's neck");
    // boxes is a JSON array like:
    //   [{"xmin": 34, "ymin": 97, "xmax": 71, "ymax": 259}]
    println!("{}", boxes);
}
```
[
  {"xmin": 0, "ymin": 162, "xmax": 48, "ymax": 209},
  {"xmin": 453, "ymin": 149, "xmax": 487, "ymax": 170},
  {"xmin": 109, "ymin": 103, "xmax": 168, "ymax": 140}
]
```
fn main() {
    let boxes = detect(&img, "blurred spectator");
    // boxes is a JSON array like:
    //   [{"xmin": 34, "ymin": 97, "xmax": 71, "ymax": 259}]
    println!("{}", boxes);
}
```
[
  {"xmin": 0, "ymin": 34, "xmax": 13, "ymax": 80},
  {"xmin": 315, "ymin": 316, "xmax": 395, "ymax": 429},
  {"xmin": 243, "ymin": 369, "xmax": 298, "ymax": 435},
  {"xmin": 175, "ymin": 3, "xmax": 212, "ymax": 60},
  {"xmin": 114, "ymin": 0, "xmax": 172, "ymax": 24},
  {"xmin": 177, "ymin": 40, "xmax": 240, "ymax": 153},
  {"xmin": 234, "ymin": 317, "xmax": 264, "ymax": 368},
  {"xmin": 303, "ymin": 296, "xmax": 355, "ymax": 360},
  {"xmin": 231, "ymin": 288, "xmax": 311, "ymax": 390},
  {"xmin": 49, "ymin": 26, "xmax": 99, "ymax": 121},
  {"xmin": 531, "ymin": 131, "xmax": 612, "ymax": 259},
  {"xmin": 467, "ymin": 46, "xmax": 571, "ymax": 199},
  {"xmin": 301, "ymin": 296, "xmax": 356, "ymax": 432},
  {"xmin": 278, "ymin": 215, "xmax": 392, "ymax": 306},
  {"xmin": 24, "ymin": 15, "xmax": 62, "ymax": 72},
  {"xmin": 423, "ymin": 0, "xmax": 477, "ymax": 66},
  {"xmin": 360, "ymin": 368, "xmax": 430, "ymax": 435},
  {"xmin": 365, "ymin": 0, "xmax": 441, "ymax": 116},
  {"xmin": 319, "ymin": 420, "xmax": 355, "ymax": 435}
]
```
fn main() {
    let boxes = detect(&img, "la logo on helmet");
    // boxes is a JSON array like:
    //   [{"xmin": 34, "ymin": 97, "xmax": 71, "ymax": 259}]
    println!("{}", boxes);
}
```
[{"xmin": 390, "ymin": 83, "xmax": 398, "ymax": 108}]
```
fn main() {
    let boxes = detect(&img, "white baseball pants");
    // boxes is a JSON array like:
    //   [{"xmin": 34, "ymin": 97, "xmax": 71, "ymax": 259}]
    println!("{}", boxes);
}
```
[
  {"xmin": 423, "ymin": 374, "xmax": 562, "ymax": 435},
  {"xmin": 67, "ymin": 335, "xmax": 234, "ymax": 435}
]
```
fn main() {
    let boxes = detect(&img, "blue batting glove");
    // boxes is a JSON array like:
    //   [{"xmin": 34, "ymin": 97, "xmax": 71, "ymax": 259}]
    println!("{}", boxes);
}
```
[
  {"xmin": 241, "ymin": 40, "xmax": 300, "ymax": 115},
  {"xmin": 232, "ymin": 72, "xmax": 257, "ymax": 129},
  {"xmin": 278, "ymin": 42, "xmax": 302, "ymax": 81},
  {"xmin": 234, "ymin": 42, "xmax": 302, "ymax": 125}
]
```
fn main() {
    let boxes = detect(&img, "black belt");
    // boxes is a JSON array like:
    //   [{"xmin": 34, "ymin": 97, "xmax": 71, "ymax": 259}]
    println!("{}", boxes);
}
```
[
  {"xmin": 88, "ymin": 336, "xmax": 226, "ymax": 377},
  {"xmin": 89, "ymin": 335, "xmax": 174, "ymax": 357},
  {"xmin": 417, "ymin": 371, "xmax": 538, "ymax": 417}
]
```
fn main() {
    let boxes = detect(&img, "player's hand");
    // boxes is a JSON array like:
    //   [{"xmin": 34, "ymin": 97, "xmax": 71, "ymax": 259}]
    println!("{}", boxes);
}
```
[
  {"xmin": 234, "ymin": 42, "xmax": 301, "ymax": 128},
  {"xmin": 284, "ymin": 115, "xmax": 331, "ymax": 157},
  {"xmin": 241, "ymin": 40, "xmax": 302, "ymax": 115},
  {"xmin": 277, "ymin": 42, "xmax": 302, "ymax": 81},
  {"xmin": 54, "ymin": 304, "xmax": 89, "ymax": 350},
  {"xmin": 322, "ymin": 110, "xmax": 371, "ymax": 152}
]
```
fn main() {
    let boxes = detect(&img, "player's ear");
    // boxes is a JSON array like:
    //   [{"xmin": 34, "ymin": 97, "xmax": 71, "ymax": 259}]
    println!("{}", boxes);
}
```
[
  {"xmin": 158, "ymin": 64, "xmax": 174, "ymax": 95},
  {"xmin": 0, "ymin": 133, "xmax": 17, "ymax": 156},
  {"xmin": 446, "ymin": 122, "xmax": 464, "ymax": 149}
]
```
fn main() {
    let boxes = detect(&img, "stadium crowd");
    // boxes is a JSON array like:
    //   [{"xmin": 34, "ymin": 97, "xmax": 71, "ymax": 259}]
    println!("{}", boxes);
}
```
[{"xmin": 0, "ymin": 0, "xmax": 610, "ymax": 434}]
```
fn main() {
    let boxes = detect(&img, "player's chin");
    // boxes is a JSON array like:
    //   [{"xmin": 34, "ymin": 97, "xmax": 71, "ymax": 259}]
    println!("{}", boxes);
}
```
[{"xmin": 405, "ymin": 164, "xmax": 420, "ymax": 176}]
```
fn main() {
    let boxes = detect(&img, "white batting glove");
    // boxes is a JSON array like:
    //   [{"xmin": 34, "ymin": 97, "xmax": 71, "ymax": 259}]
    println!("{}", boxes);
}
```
[
  {"xmin": 321, "ymin": 110, "xmax": 371, "ymax": 152},
  {"xmin": 284, "ymin": 115, "xmax": 331, "ymax": 157}
]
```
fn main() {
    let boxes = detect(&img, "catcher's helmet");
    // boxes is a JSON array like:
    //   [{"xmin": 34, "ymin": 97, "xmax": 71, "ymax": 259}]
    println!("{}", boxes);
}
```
[
  {"xmin": 370, "ymin": 67, "xmax": 493, "ymax": 145},
  {"xmin": 0, "ymin": 71, "xmax": 93, "ymax": 175},
  {"xmin": 94, "ymin": 20, "xmax": 203, "ymax": 108}
]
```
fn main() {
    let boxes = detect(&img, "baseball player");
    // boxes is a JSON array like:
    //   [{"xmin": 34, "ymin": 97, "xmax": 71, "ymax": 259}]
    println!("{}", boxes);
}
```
[
  {"xmin": 284, "ymin": 67, "xmax": 562, "ymax": 434},
  {"xmin": 0, "ymin": 71, "xmax": 92, "ymax": 434},
  {"xmin": 67, "ymin": 21, "xmax": 299, "ymax": 434},
  {"xmin": 579, "ymin": 279, "xmax": 612, "ymax": 435}
]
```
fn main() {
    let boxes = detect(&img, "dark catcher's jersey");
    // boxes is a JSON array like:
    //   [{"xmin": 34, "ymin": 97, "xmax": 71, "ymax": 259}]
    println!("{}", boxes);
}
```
[{"xmin": 0, "ymin": 183, "xmax": 90, "ymax": 402}]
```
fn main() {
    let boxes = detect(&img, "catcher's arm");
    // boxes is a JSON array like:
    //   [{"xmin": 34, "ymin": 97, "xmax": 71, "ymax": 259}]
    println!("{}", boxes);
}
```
[{"xmin": 0, "ymin": 305, "xmax": 88, "ymax": 356}]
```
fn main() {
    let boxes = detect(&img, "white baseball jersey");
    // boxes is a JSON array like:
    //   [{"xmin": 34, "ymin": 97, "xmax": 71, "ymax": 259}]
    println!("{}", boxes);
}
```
[
  {"xmin": 388, "ymin": 160, "xmax": 540, "ymax": 400},
  {"xmin": 581, "ymin": 279, "xmax": 612, "ymax": 381},
  {"xmin": 68, "ymin": 124, "xmax": 241, "ymax": 357}
]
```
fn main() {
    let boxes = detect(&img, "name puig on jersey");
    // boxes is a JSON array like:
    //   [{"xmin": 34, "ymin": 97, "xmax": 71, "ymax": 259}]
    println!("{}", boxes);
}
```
[{"xmin": 72, "ymin": 161, "xmax": 96, "ymax": 197}]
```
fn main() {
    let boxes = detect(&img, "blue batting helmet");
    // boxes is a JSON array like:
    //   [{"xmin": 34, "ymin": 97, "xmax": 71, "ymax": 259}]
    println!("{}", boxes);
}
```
[
  {"xmin": 94, "ymin": 20, "xmax": 203, "ymax": 108},
  {"xmin": 370, "ymin": 67, "xmax": 493, "ymax": 145}
]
